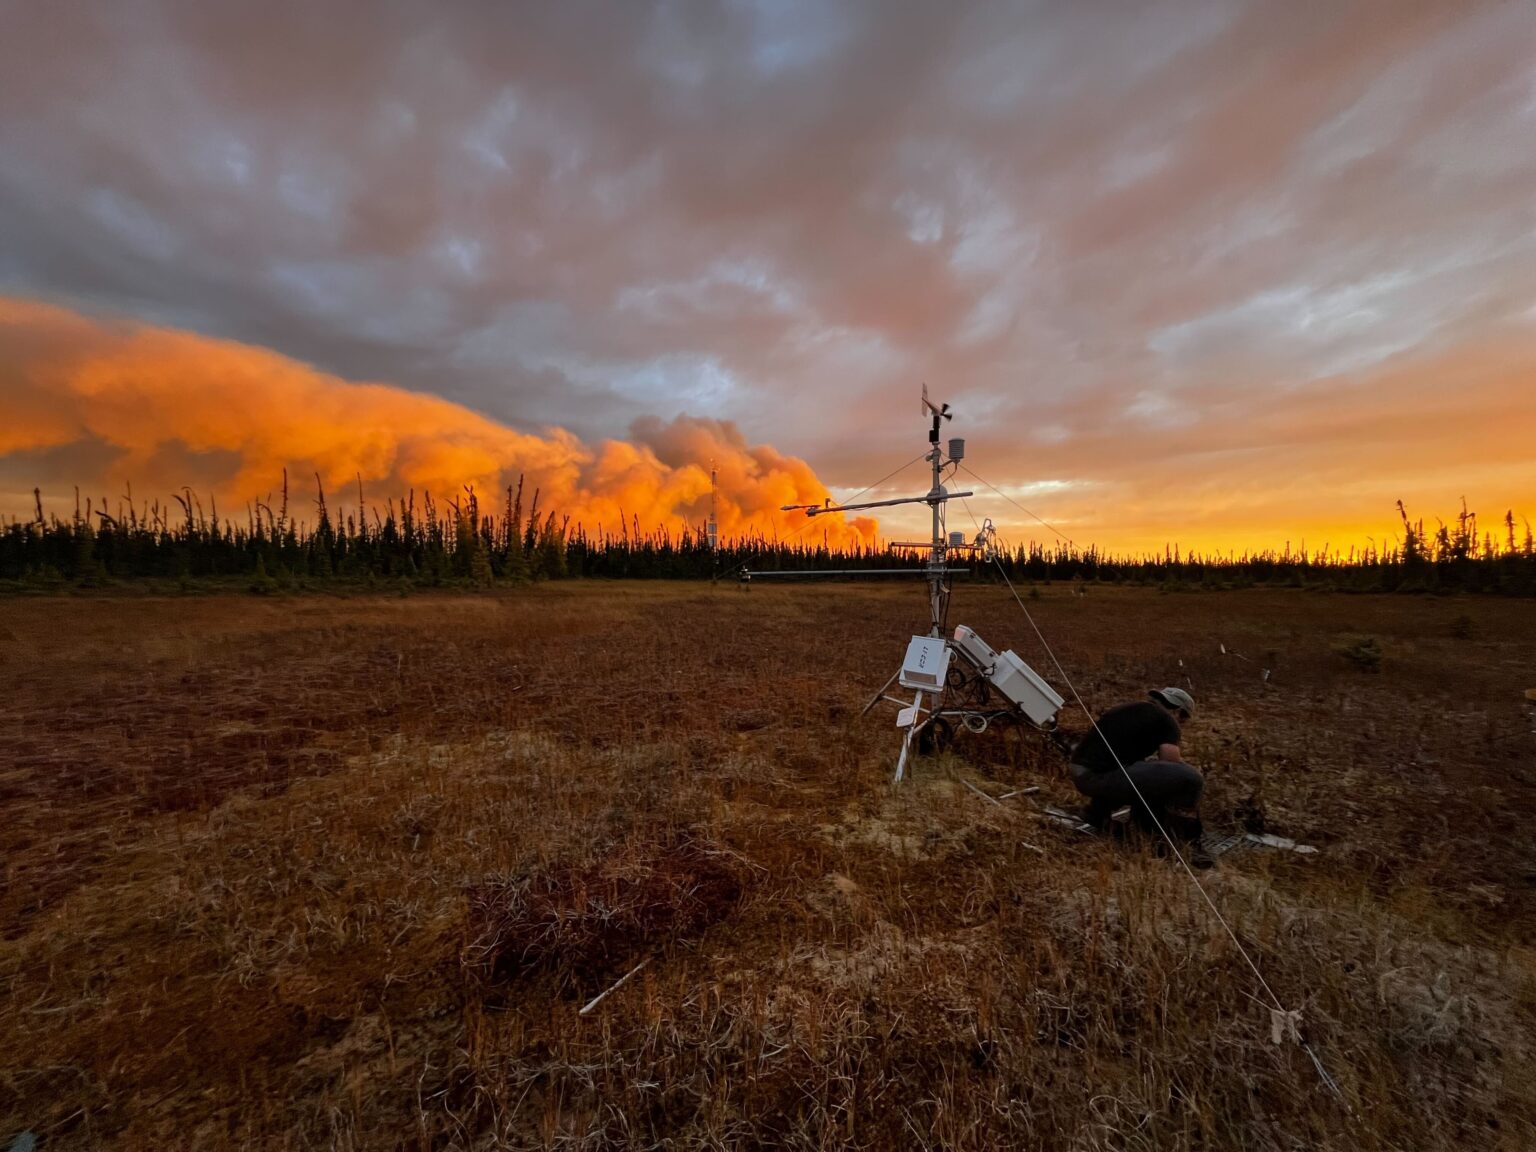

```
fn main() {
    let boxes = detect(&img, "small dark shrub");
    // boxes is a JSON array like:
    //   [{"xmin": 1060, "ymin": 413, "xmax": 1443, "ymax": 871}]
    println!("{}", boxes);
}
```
[
  {"xmin": 463, "ymin": 827, "xmax": 744, "ymax": 995},
  {"xmin": 1334, "ymin": 635, "xmax": 1383, "ymax": 672}
]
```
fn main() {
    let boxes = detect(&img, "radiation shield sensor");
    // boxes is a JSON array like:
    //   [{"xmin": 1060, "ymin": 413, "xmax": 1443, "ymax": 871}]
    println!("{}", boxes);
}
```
[{"xmin": 761, "ymin": 387, "xmax": 1070, "ymax": 782}]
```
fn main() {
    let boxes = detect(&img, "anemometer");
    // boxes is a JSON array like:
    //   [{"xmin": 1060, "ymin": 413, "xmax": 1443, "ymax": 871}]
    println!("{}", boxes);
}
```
[{"xmin": 748, "ymin": 388, "xmax": 1064, "ymax": 781}]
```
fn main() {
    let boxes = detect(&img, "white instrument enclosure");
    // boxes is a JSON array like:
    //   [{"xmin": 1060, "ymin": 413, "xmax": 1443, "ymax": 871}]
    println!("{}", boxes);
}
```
[
  {"xmin": 991, "ymin": 650, "xmax": 1065, "ymax": 725},
  {"xmin": 950, "ymin": 624, "xmax": 998, "ymax": 674},
  {"xmin": 899, "ymin": 636, "xmax": 951, "ymax": 692}
]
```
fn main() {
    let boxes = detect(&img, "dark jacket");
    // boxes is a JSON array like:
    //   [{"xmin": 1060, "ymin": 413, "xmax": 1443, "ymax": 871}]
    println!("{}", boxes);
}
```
[{"xmin": 1072, "ymin": 701, "xmax": 1180, "ymax": 773}]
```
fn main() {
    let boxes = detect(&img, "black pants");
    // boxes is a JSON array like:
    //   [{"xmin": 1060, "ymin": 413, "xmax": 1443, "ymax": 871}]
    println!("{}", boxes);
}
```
[{"xmin": 1070, "ymin": 759, "xmax": 1204, "ymax": 820}]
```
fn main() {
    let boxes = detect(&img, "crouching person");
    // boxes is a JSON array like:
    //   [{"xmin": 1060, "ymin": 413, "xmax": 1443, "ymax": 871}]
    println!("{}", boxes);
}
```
[{"xmin": 1070, "ymin": 687, "xmax": 1210, "ymax": 863}]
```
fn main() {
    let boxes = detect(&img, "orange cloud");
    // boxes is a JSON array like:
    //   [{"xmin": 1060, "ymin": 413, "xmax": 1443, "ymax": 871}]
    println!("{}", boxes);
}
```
[{"xmin": 0, "ymin": 297, "xmax": 877, "ymax": 544}]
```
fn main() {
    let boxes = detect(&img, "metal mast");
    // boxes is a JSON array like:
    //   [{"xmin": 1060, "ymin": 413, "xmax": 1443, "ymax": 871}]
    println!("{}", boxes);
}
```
[
  {"xmin": 923, "ymin": 390, "xmax": 951, "ymax": 637},
  {"xmin": 759, "ymin": 387, "xmax": 1059, "ymax": 784}
]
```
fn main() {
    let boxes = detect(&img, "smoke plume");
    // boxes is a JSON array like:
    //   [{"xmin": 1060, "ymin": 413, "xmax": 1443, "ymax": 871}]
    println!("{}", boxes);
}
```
[{"xmin": 0, "ymin": 297, "xmax": 877, "ymax": 543}]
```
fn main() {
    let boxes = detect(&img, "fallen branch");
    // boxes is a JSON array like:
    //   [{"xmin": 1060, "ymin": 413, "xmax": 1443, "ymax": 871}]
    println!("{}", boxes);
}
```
[
  {"xmin": 579, "ymin": 958, "xmax": 649, "ymax": 1016},
  {"xmin": 961, "ymin": 779, "xmax": 1001, "ymax": 806},
  {"xmin": 999, "ymin": 787, "xmax": 1040, "ymax": 799}
]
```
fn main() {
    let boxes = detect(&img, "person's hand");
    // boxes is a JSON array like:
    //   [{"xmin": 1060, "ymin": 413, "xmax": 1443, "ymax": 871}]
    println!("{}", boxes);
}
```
[{"xmin": 1158, "ymin": 742, "xmax": 1183, "ymax": 763}]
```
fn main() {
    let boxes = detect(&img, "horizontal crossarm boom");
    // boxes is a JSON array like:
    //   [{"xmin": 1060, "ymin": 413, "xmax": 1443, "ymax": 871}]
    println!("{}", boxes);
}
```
[{"xmin": 780, "ymin": 491, "xmax": 974, "ymax": 516}]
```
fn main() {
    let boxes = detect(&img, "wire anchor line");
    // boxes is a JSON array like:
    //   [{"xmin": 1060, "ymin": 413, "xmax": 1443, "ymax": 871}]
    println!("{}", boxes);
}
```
[
  {"xmin": 713, "ymin": 450, "xmax": 931, "ymax": 584},
  {"xmin": 953, "ymin": 468, "xmax": 1347, "ymax": 1106},
  {"xmin": 956, "ymin": 462, "xmax": 1075, "ymax": 547}
]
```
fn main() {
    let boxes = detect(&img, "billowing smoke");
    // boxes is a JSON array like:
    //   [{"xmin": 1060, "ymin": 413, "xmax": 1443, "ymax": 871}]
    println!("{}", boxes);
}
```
[{"xmin": 0, "ymin": 297, "xmax": 877, "ymax": 543}]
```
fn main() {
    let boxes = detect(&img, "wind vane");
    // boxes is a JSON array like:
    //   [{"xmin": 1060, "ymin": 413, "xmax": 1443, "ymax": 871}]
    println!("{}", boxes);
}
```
[{"xmin": 752, "ymin": 387, "xmax": 1065, "ymax": 781}]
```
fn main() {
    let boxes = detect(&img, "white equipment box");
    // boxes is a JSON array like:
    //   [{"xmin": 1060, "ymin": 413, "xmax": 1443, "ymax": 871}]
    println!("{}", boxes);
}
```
[
  {"xmin": 950, "ymin": 624, "xmax": 998, "ymax": 673},
  {"xmin": 991, "ymin": 649, "xmax": 1064, "ymax": 725},
  {"xmin": 950, "ymin": 624, "xmax": 1064, "ymax": 725},
  {"xmin": 899, "ymin": 635, "xmax": 951, "ymax": 691}
]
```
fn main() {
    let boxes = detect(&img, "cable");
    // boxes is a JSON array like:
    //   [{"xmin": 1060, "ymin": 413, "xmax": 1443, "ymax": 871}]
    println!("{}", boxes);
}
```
[
  {"xmin": 998, "ymin": 561, "xmax": 1285, "ymax": 1001},
  {"xmin": 715, "ymin": 451, "xmax": 931, "ymax": 583},
  {"xmin": 957, "ymin": 463, "xmax": 1075, "ymax": 547},
  {"xmin": 951, "ymin": 485, "xmax": 1346, "ymax": 1104}
]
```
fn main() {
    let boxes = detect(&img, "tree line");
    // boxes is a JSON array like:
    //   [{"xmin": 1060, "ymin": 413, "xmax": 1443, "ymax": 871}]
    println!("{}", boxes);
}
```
[{"xmin": 2, "ymin": 478, "xmax": 1532, "ymax": 596}]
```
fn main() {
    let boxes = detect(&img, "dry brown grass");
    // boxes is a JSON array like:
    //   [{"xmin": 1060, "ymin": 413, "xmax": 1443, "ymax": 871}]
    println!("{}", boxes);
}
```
[{"xmin": 2, "ymin": 583, "xmax": 1535, "ymax": 1149}]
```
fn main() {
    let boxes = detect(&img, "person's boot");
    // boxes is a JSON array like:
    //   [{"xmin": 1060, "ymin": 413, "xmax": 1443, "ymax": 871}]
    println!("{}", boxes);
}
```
[
  {"xmin": 1069, "ymin": 797, "xmax": 1115, "ymax": 830},
  {"xmin": 1146, "ymin": 808, "xmax": 1215, "ymax": 868},
  {"xmin": 1165, "ymin": 810, "xmax": 1204, "ymax": 842},
  {"xmin": 1167, "ymin": 809, "xmax": 1214, "ymax": 869}
]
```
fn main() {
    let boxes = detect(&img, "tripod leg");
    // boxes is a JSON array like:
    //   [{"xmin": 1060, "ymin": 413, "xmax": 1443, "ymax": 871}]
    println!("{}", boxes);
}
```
[
  {"xmin": 862, "ymin": 667, "xmax": 902, "ymax": 717},
  {"xmin": 893, "ymin": 689, "xmax": 924, "ymax": 784}
]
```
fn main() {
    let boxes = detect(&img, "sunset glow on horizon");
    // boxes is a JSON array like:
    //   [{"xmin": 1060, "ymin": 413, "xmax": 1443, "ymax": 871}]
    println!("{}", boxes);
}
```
[{"xmin": 3, "ymin": 3, "xmax": 1534, "ymax": 556}]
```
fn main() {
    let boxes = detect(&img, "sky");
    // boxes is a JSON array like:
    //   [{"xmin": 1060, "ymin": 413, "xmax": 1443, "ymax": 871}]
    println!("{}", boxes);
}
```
[{"xmin": 2, "ymin": 0, "xmax": 1534, "ymax": 555}]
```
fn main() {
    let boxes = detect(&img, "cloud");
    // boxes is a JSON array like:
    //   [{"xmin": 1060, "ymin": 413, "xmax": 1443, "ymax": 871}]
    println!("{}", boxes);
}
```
[
  {"xmin": 0, "ymin": 297, "xmax": 876, "ymax": 543},
  {"xmin": 1, "ymin": 1, "xmax": 1534, "ymax": 552}
]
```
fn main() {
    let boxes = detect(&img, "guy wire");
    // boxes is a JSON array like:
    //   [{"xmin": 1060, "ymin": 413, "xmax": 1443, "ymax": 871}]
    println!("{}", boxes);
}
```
[
  {"xmin": 954, "ymin": 473, "xmax": 1347, "ymax": 1105},
  {"xmin": 958, "ymin": 462, "xmax": 1075, "ymax": 547},
  {"xmin": 715, "ymin": 451, "xmax": 931, "ymax": 583}
]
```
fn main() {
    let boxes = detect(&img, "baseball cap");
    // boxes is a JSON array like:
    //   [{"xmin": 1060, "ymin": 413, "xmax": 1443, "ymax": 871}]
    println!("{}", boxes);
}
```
[{"xmin": 1150, "ymin": 687, "xmax": 1195, "ymax": 716}]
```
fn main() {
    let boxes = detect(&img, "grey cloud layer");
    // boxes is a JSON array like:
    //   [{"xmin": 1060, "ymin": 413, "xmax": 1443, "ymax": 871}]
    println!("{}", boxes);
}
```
[{"xmin": 2, "ymin": 0, "xmax": 1533, "ymax": 542}]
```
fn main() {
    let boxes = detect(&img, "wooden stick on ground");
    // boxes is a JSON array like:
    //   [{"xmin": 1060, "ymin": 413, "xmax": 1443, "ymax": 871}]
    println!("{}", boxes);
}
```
[
  {"xmin": 579, "ymin": 958, "xmax": 650, "ymax": 1016},
  {"xmin": 961, "ymin": 779, "xmax": 1001, "ymax": 806}
]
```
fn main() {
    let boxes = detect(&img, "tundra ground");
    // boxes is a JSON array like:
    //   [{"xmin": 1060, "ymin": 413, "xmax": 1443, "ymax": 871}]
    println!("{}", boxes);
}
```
[{"xmin": 2, "ymin": 583, "xmax": 1534, "ymax": 1149}]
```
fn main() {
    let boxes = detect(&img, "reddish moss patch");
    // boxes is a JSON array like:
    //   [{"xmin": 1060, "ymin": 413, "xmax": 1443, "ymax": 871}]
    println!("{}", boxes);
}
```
[{"xmin": 464, "ymin": 826, "xmax": 745, "ymax": 993}]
